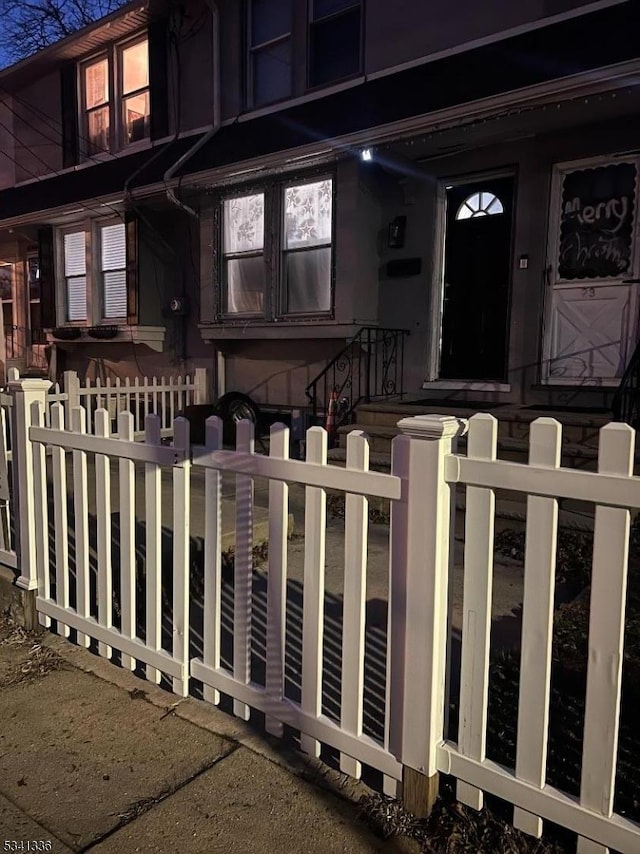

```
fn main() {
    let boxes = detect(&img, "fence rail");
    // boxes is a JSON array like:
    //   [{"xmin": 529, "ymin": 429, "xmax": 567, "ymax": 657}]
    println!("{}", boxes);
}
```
[{"xmin": 1, "ymin": 375, "xmax": 639, "ymax": 852}]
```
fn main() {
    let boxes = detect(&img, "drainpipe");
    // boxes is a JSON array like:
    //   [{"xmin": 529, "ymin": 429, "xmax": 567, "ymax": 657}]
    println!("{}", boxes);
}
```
[{"xmin": 163, "ymin": 0, "xmax": 221, "ymax": 218}]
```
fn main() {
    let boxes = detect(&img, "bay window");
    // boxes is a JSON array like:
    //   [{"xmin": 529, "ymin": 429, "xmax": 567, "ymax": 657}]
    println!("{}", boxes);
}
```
[{"xmin": 218, "ymin": 175, "xmax": 334, "ymax": 320}]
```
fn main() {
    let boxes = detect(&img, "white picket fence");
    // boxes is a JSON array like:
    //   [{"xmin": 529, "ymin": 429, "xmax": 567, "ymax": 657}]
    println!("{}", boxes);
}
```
[
  {"xmin": 4, "ymin": 373, "xmax": 640, "ymax": 853},
  {"xmin": 52, "ymin": 367, "xmax": 211, "ymax": 437}
]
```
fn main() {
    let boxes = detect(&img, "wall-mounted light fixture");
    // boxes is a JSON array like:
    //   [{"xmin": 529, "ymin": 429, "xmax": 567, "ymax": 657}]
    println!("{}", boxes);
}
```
[
  {"xmin": 388, "ymin": 216, "xmax": 407, "ymax": 249},
  {"xmin": 360, "ymin": 148, "xmax": 373, "ymax": 162}
]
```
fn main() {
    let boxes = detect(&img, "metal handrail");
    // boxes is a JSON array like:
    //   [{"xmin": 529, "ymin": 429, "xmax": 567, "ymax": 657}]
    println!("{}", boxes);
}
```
[
  {"xmin": 305, "ymin": 327, "xmax": 409, "ymax": 428},
  {"xmin": 612, "ymin": 339, "xmax": 640, "ymax": 427}
]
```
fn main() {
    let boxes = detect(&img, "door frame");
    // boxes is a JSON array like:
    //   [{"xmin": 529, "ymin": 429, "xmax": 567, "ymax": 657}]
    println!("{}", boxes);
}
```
[
  {"xmin": 541, "ymin": 153, "xmax": 640, "ymax": 386},
  {"xmin": 425, "ymin": 168, "xmax": 516, "ymax": 388}
]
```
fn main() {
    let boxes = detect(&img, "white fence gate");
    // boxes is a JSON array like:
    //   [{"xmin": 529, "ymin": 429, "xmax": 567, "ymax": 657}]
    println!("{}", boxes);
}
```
[{"xmin": 4, "ymin": 373, "xmax": 640, "ymax": 853}]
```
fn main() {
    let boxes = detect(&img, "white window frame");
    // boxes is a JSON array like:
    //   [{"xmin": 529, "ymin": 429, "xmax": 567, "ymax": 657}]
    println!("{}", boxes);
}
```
[
  {"xmin": 57, "ymin": 223, "xmax": 91, "ymax": 326},
  {"xmin": 97, "ymin": 218, "xmax": 128, "ymax": 322},
  {"xmin": 56, "ymin": 218, "xmax": 131, "ymax": 327},
  {"xmin": 79, "ymin": 32, "xmax": 150, "ymax": 160}
]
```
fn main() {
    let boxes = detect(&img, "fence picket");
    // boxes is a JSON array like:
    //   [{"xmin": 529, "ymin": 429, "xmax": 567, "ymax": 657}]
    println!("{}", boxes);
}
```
[
  {"xmin": 233, "ymin": 419, "xmax": 255, "ymax": 720},
  {"xmin": 0, "ymin": 407, "xmax": 10, "ymax": 550},
  {"xmin": 577, "ymin": 423, "xmax": 634, "ymax": 854},
  {"xmin": 169, "ymin": 378, "xmax": 176, "ymax": 427},
  {"xmin": 144, "ymin": 414, "xmax": 162, "ymax": 683},
  {"xmin": 301, "ymin": 426, "xmax": 328, "ymax": 757},
  {"xmin": 514, "ymin": 418, "xmax": 562, "ymax": 837},
  {"xmin": 152, "ymin": 376, "xmax": 158, "ymax": 418},
  {"xmin": 457, "ymin": 413, "xmax": 498, "ymax": 810},
  {"xmin": 172, "ymin": 417, "xmax": 191, "ymax": 696},
  {"xmin": 118, "ymin": 411, "xmax": 137, "ymax": 671},
  {"xmin": 31, "ymin": 400, "xmax": 51, "ymax": 628},
  {"xmin": 94, "ymin": 408, "xmax": 112, "ymax": 658},
  {"xmin": 265, "ymin": 422, "xmax": 290, "ymax": 737},
  {"xmin": 71, "ymin": 407, "xmax": 90, "ymax": 648},
  {"xmin": 142, "ymin": 376, "xmax": 149, "ymax": 428},
  {"xmin": 203, "ymin": 416, "xmax": 223, "ymax": 705},
  {"xmin": 340, "ymin": 430, "xmax": 369, "ymax": 778},
  {"xmin": 161, "ymin": 377, "xmax": 168, "ymax": 432},
  {"xmin": 50, "ymin": 404, "xmax": 70, "ymax": 638}
]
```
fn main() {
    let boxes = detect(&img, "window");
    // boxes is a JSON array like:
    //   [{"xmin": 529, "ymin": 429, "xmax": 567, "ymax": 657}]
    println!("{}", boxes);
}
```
[
  {"xmin": 283, "ymin": 179, "xmax": 332, "ymax": 313},
  {"xmin": 218, "ymin": 176, "xmax": 334, "ymax": 319},
  {"xmin": 100, "ymin": 223, "xmax": 127, "ymax": 319},
  {"xmin": 456, "ymin": 191, "xmax": 504, "ymax": 220},
  {"xmin": 63, "ymin": 231, "xmax": 87, "ymax": 321},
  {"xmin": 84, "ymin": 57, "xmax": 110, "ymax": 156},
  {"xmin": 248, "ymin": 0, "xmax": 292, "ymax": 107},
  {"xmin": 309, "ymin": 0, "xmax": 362, "ymax": 88},
  {"xmin": 222, "ymin": 194, "xmax": 266, "ymax": 314},
  {"xmin": 80, "ymin": 35, "xmax": 149, "ymax": 156},
  {"xmin": 121, "ymin": 39, "xmax": 150, "ymax": 143},
  {"xmin": 57, "ymin": 220, "xmax": 133, "ymax": 326}
]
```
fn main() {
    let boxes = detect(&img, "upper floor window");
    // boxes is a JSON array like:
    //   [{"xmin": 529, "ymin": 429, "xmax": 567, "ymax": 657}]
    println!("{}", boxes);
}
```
[
  {"xmin": 81, "ymin": 35, "xmax": 150, "ymax": 157},
  {"xmin": 309, "ymin": 0, "xmax": 362, "ymax": 88},
  {"xmin": 248, "ymin": 0, "xmax": 292, "ymax": 107}
]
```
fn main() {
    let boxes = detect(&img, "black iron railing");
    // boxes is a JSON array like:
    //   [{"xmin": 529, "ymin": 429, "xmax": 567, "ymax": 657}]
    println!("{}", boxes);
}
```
[
  {"xmin": 305, "ymin": 327, "xmax": 409, "ymax": 427},
  {"xmin": 612, "ymin": 339, "xmax": 640, "ymax": 426}
]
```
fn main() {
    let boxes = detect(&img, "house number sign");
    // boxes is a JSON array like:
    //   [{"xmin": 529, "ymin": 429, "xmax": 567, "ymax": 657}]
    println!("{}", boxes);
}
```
[{"xmin": 558, "ymin": 162, "xmax": 636, "ymax": 279}]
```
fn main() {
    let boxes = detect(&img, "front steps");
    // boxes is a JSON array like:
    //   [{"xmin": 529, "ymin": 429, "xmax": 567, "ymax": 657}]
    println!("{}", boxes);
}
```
[{"xmin": 327, "ymin": 400, "xmax": 628, "ymax": 530}]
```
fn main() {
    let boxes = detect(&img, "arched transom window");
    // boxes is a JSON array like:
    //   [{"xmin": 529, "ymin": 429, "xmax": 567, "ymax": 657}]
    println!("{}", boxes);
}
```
[{"xmin": 456, "ymin": 191, "xmax": 504, "ymax": 220}]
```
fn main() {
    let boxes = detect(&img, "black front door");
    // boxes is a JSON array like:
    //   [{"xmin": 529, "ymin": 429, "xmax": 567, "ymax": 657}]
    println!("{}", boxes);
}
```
[{"xmin": 439, "ymin": 176, "xmax": 514, "ymax": 381}]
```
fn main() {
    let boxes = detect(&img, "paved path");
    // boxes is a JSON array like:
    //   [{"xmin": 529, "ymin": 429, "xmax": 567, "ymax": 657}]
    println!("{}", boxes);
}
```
[{"xmin": 0, "ymin": 616, "xmax": 420, "ymax": 854}]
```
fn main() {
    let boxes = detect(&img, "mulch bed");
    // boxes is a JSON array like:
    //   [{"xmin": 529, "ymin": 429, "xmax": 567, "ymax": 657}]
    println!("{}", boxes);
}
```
[{"xmin": 359, "ymin": 521, "xmax": 640, "ymax": 852}]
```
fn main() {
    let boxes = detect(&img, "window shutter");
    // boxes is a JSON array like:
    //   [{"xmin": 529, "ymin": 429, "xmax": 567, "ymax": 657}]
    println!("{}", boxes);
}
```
[
  {"xmin": 60, "ymin": 62, "xmax": 78, "ymax": 168},
  {"xmin": 38, "ymin": 227, "xmax": 56, "ymax": 328},
  {"xmin": 64, "ymin": 230, "xmax": 87, "ymax": 321},
  {"xmin": 148, "ymin": 18, "xmax": 169, "ymax": 141},
  {"xmin": 126, "ymin": 214, "xmax": 139, "ymax": 325},
  {"xmin": 101, "ymin": 223, "xmax": 127, "ymax": 319}
]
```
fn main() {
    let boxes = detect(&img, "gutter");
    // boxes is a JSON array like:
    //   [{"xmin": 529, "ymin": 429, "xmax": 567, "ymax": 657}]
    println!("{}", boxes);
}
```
[{"xmin": 163, "ymin": 0, "xmax": 222, "ymax": 217}]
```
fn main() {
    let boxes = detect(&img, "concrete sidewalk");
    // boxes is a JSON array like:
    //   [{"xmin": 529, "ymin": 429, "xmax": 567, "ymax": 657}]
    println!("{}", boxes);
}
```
[{"xmin": 0, "ymin": 616, "xmax": 419, "ymax": 854}]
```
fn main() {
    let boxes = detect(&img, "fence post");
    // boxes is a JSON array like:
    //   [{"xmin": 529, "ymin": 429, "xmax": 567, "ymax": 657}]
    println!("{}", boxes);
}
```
[
  {"xmin": 63, "ymin": 370, "xmax": 80, "ymax": 426},
  {"xmin": 9, "ymin": 377, "xmax": 52, "ymax": 591},
  {"xmin": 194, "ymin": 367, "xmax": 212, "ymax": 404},
  {"xmin": 388, "ymin": 414, "xmax": 466, "ymax": 817}
]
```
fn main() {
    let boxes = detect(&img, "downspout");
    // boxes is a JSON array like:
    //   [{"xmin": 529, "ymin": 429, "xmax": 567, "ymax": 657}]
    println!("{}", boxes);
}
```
[{"xmin": 163, "ymin": 0, "xmax": 221, "ymax": 218}]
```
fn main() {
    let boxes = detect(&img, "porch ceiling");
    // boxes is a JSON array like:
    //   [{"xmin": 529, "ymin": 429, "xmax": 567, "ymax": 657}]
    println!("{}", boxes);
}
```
[{"xmin": 380, "ymin": 85, "xmax": 640, "ymax": 164}]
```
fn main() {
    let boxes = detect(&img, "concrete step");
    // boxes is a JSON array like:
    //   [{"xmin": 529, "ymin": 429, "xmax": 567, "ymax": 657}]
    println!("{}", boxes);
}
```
[
  {"xmin": 352, "ymin": 403, "xmax": 611, "ymax": 448},
  {"xmin": 337, "ymin": 422, "xmax": 611, "ymax": 470}
]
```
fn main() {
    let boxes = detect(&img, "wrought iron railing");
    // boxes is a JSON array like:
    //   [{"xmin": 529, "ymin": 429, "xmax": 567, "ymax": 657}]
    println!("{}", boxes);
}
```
[
  {"xmin": 612, "ymin": 339, "xmax": 640, "ymax": 426},
  {"xmin": 305, "ymin": 327, "xmax": 409, "ymax": 427}
]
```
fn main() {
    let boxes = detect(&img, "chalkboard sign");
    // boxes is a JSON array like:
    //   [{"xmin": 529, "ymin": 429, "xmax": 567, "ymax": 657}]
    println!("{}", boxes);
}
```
[{"xmin": 558, "ymin": 162, "xmax": 636, "ymax": 280}]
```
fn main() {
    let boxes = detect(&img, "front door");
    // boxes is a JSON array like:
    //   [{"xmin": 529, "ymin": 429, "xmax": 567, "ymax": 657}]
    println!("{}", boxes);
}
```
[{"xmin": 439, "ymin": 176, "xmax": 514, "ymax": 381}]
